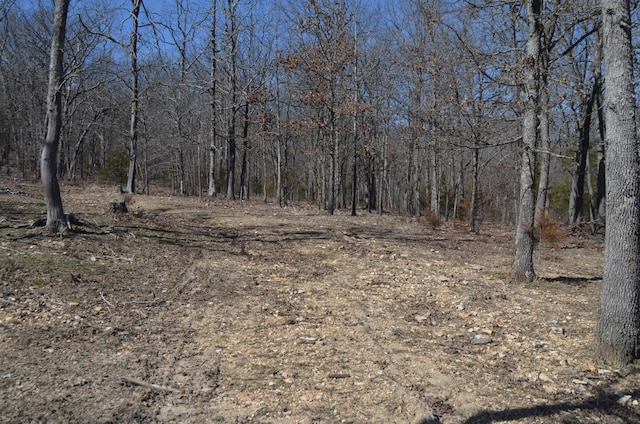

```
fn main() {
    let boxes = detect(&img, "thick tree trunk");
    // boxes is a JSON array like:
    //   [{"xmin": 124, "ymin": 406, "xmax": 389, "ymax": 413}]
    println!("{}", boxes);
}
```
[
  {"xmin": 511, "ymin": 0, "xmax": 541, "ymax": 284},
  {"xmin": 41, "ymin": 0, "xmax": 69, "ymax": 234},
  {"xmin": 596, "ymin": 0, "xmax": 640, "ymax": 366}
]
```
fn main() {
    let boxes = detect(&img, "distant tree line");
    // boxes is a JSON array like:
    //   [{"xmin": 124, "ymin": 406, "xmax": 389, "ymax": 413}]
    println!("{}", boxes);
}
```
[{"xmin": 0, "ymin": 0, "xmax": 637, "ymax": 229}]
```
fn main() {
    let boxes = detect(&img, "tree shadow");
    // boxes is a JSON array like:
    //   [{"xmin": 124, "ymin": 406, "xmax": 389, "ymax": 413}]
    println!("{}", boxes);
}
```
[
  {"xmin": 539, "ymin": 275, "xmax": 602, "ymax": 287},
  {"xmin": 415, "ymin": 369, "xmax": 640, "ymax": 424}
]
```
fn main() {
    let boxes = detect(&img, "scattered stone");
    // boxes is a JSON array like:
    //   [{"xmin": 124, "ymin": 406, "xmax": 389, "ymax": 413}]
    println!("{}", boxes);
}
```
[
  {"xmin": 456, "ymin": 304, "xmax": 465, "ymax": 311},
  {"xmin": 550, "ymin": 326, "xmax": 564, "ymax": 335},
  {"xmin": 617, "ymin": 395, "xmax": 632, "ymax": 406},
  {"xmin": 298, "ymin": 337, "xmax": 317, "ymax": 344},
  {"xmin": 529, "ymin": 340, "xmax": 545, "ymax": 348},
  {"xmin": 538, "ymin": 373, "xmax": 553, "ymax": 383},
  {"xmin": 471, "ymin": 334, "xmax": 492, "ymax": 345},
  {"xmin": 414, "ymin": 315, "xmax": 428, "ymax": 323}
]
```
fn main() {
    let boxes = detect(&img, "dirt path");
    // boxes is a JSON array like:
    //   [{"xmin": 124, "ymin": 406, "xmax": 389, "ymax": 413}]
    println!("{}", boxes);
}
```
[{"xmin": 0, "ymin": 181, "xmax": 638, "ymax": 423}]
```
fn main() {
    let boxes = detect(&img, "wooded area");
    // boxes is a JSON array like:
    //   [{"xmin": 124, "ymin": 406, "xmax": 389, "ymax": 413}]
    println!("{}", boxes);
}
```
[
  {"xmin": 2, "ymin": 0, "xmax": 640, "ymax": 364},
  {"xmin": 1, "ymin": 0, "xmax": 634, "ymax": 226}
]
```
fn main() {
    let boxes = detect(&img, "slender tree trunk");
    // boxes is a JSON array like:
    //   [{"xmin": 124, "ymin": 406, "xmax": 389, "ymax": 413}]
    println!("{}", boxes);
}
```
[
  {"xmin": 596, "ymin": 0, "xmax": 640, "ymax": 366},
  {"xmin": 568, "ymin": 83, "xmax": 597, "ymax": 225},
  {"xmin": 429, "ymin": 144, "xmax": 439, "ymax": 221},
  {"xmin": 240, "ymin": 104, "xmax": 249, "ymax": 200},
  {"xmin": 275, "ymin": 53, "xmax": 283, "ymax": 206},
  {"xmin": 534, "ymin": 67, "xmax": 550, "ymax": 225},
  {"xmin": 125, "ymin": 0, "xmax": 141, "ymax": 194},
  {"xmin": 534, "ymin": 13, "xmax": 555, "ymax": 227},
  {"xmin": 329, "ymin": 103, "xmax": 337, "ymax": 215},
  {"xmin": 593, "ymin": 29, "xmax": 605, "ymax": 232},
  {"xmin": 469, "ymin": 146, "xmax": 479, "ymax": 233},
  {"xmin": 350, "ymin": 17, "xmax": 358, "ymax": 217},
  {"xmin": 511, "ymin": 0, "xmax": 541, "ymax": 284},
  {"xmin": 207, "ymin": 0, "xmax": 218, "ymax": 197},
  {"xmin": 41, "ymin": 0, "xmax": 69, "ymax": 233},
  {"xmin": 225, "ymin": 0, "xmax": 237, "ymax": 200}
]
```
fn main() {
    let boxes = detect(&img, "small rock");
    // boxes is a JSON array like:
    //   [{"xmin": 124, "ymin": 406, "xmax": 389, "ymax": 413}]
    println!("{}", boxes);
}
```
[
  {"xmin": 529, "ymin": 340, "xmax": 545, "ymax": 348},
  {"xmin": 414, "ymin": 315, "xmax": 428, "ymax": 323},
  {"xmin": 471, "ymin": 334, "xmax": 492, "ymax": 345},
  {"xmin": 456, "ymin": 304, "xmax": 465, "ymax": 311},
  {"xmin": 550, "ymin": 326, "xmax": 564, "ymax": 335},
  {"xmin": 617, "ymin": 395, "xmax": 632, "ymax": 406},
  {"xmin": 538, "ymin": 373, "xmax": 553, "ymax": 383}
]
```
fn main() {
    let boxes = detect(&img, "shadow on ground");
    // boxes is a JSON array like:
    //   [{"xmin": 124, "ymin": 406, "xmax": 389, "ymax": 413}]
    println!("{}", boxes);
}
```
[{"xmin": 417, "ymin": 371, "xmax": 640, "ymax": 423}]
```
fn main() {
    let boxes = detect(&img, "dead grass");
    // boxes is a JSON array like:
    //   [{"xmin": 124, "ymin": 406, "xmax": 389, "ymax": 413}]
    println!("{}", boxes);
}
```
[{"xmin": 0, "ymin": 179, "xmax": 638, "ymax": 424}]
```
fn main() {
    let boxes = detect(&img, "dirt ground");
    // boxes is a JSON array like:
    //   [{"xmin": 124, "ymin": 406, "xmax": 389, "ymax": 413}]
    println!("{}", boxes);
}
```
[{"xmin": 1, "ymin": 179, "xmax": 639, "ymax": 424}]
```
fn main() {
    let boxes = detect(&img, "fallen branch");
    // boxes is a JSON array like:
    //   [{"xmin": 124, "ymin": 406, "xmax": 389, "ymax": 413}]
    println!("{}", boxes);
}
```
[{"xmin": 121, "ymin": 376, "xmax": 180, "ymax": 393}]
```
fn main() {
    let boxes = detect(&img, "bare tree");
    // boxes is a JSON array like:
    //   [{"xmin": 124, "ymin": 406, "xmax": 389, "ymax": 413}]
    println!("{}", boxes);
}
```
[
  {"xmin": 596, "ymin": 0, "xmax": 640, "ymax": 366},
  {"xmin": 40, "ymin": 0, "xmax": 70, "ymax": 233},
  {"xmin": 511, "ymin": 0, "xmax": 541, "ymax": 283},
  {"xmin": 224, "ymin": 0, "xmax": 238, "ymax": 199},
  {"xmin": 125, "ymin": 0, "xmax": 141, "ymax": 194},
  {"xmin": 208, "ymin": 0, "xmax": 219, "ymax": 197}
]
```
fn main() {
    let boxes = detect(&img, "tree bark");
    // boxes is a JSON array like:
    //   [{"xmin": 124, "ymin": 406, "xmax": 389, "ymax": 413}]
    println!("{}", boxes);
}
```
[
  {"xmin": 568, "ymin": 83, "xmax": 597, "ymax": 225},
  {"xmin": 596, "ymin": 0, "xmax": 640, "ymax": 366},
  {"xmin": 511, "ymin": 0, "xmax": 541, "ymax": 284},
  {"xmin": 469, "ymin": 146, "xmax": 479, "ymax": 233},
  {"xmin": 225, "ymin": 0, "xmax": 237, "ymax": 200},
  {"xmin": 40, "ymin": 0, "xmax": 69, "ymax": 234},
  {"xmin": 208, "ymin": 0, "xmax": 218, "ymax": 197},
  {"xmin": 125, "ymin": 0, "xmax": 141, "ymax": 194}
]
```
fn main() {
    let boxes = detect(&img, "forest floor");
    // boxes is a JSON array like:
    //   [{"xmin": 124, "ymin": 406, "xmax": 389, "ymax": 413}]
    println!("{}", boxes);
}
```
[{"xmin": 0, "ymin": 178, "xmax": 639, "ymax": 424}]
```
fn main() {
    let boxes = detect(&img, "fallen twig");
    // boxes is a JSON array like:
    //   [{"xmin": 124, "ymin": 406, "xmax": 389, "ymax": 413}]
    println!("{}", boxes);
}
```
[
  {"xmin": 121, "ymin": 376, "xmax": 180, "ymax": 393},
  {"xmin": 99, "ymin": 292, "xmax": 115, "ymax": 308}
]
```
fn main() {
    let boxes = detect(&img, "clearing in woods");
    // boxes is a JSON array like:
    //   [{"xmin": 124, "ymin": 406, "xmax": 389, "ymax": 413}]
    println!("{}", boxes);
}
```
[{"xmin": 0, "ymin": 180, "xmax": 638, "ymax": 423}]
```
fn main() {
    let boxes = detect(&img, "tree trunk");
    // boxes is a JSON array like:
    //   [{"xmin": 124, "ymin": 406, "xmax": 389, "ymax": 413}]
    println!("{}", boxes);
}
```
[
  {"xmin": 225, "ymin": 0, "xmax": 237, "ymax": 200},
  {"xmin": 429, "ymin": 144, "xmax": 439, "ymax": 221},
  {"xmin": 534, "ymin": 67, "xmax": 550, "ymax": 225},
  {"xmin": 240, "ymin": 104, "xmax": 249, "ymax": 200},
  {"xmin": 40, "ymin": 0, "xmax": 69, "ymax": 234},
  {"xmin": 568, "ymin": 83, "xmax": 597, "ymax": 225},
  {"xmin": 125, "ymin": 0, "xmax": 141, "ymax": 194},
  {"xmin": 469, "ymin": 146, "xmax": 479, "ymax": 233},
  {"xmin": 596, "ymin": 0, "xmax": 640, "ymax": 366},
  {"xmin": 592, "ymin": 29, "xmax": 605, "ymax": 233},
  {"xmin": 511, "ymin": 0, "xmax": 541, "ymax": 284},
  {"xmin": 207, "ymin": 0, "xmax": 218, "ymax": 197},
  {"xmin": 533, "ymin": 10, "xmax": 555, "ymax": 227}
]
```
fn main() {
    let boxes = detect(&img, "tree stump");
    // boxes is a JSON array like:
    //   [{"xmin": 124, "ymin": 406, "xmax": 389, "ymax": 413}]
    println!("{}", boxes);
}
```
[{"xmin": 109, "ymin": 202, "xmax": 128, "ymax": 214}]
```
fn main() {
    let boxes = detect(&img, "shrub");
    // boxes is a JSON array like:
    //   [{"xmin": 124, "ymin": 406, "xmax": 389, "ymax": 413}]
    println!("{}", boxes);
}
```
[{"xmin": 99, "ymin": 150, "xmax": 129, "ymax": 185}]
